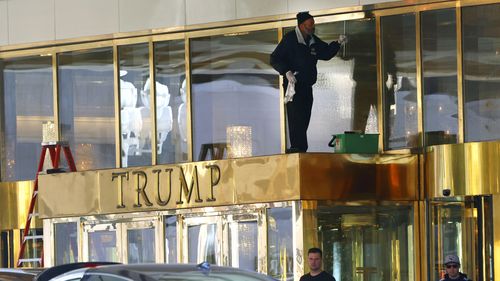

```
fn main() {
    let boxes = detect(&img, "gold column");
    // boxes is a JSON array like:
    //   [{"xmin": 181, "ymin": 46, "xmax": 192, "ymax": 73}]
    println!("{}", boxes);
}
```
[
  {"xmin": 113, "ymin": 45, "xmax": 122, "ymax": 167},
  {"xmin": 52, "ymin": 53, "xmax": 60, "ymax": 141},
  {"xmin": 375, "ymin": 15, "xmax": 383, "ymax": 152},
  {"xmin": 277, "ymin": 27, "xmax": 286, "ymax": 154},
  {"xmin": 298, "ymin": 201, "xmax": 318, "ymax": 280},
  {"xmin": 455, "ymin": 6, "xmax": 464, "ymax": 143},
  {"xmin": 184, "ymin": 36, "xmax": 193, "ymax": 162},
  {"xmin": 493, "ymin": 195, "xmax": 500, "ymax": 281},
  {"xmin": 415, "ymin": 11, "xmax": 424, "ymax": 147},
  {"xmin": 149, "ymin": 40, "xmax": 157, "ymax": 165}
]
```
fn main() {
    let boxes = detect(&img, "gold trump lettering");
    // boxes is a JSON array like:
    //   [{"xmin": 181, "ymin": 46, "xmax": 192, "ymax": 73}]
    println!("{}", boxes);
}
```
[{"xmin": 111, "ymin": 164, "xmax": 221, "ymax": 209}]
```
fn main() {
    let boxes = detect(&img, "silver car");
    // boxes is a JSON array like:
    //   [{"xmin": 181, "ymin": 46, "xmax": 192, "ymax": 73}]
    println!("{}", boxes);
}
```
[
  {"xmin": 0, "ymin": 268, "xmax": 37, "ymax": 281},
  {"xmin": 50, "ymin": 263, "xmax": 277, "ymax": 281}
]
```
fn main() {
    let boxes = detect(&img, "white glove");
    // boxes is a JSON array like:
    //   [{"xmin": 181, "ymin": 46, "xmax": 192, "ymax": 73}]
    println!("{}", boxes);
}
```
[
  {"xmin": 285, "ymin": 70, "xmax": 297, "ymax": 84},
  {"xmin": 386, "ymin": 74, "xmax": 394, "ymax": 90},
  {"xmin": 338, "ymin": 34, "xmax": 347, "ymax": 45},
  {"xmin": 284, "ymin": 82, "xmax": 295, "ymax": 104}
]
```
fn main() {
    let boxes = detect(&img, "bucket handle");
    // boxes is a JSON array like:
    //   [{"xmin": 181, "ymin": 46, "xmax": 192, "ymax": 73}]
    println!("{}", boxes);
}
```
[{"xmin": 328, "ymin": 135, "xmax": 337, "ymax": 147}]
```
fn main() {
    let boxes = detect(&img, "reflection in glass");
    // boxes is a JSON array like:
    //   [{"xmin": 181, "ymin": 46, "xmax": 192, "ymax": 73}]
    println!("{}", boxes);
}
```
[
  {"xmin": 165, "ymin": 216, "xmax": 177, "ymax": 263},
  {"xmin": 313, "ymin": 204, "xmax": 413, "ymax": 281},
  {"xmin": 127, "ymin": 228, "xmax": 155, "ymax": 263},
  {"xmin": 88, "ymin": 230, "xmax": 118, "ymax": 262},
  {"xmin": 190, "ymin": 30, "xmax": 280, "ymax": 160},
  {"xmin": 21, "ymin": 228, "xmax": 43, "ymax": 268},
  {"xmin": 187, "ymin": 224, "xmax": 218, "ymax": 264},
  {"xmin": 381, "ymin": 14, "xmax": 418, "ymax": 149},
  {"xmin": 286, "ymin": 18, "xmax": 378, "ymax": 151},
  {"xmin": 119, "ymin": 43, "xmax": 151, "ymax": 167},
  {"xmin": 0, "ymin": 56, "xmax": 53, "ymax": 181},
  {"xmin": 229, "ymin": 221, "xmax": 258, "ymax": 271},
  {"xmin": 267, "ymin": 207, "xmax": 293, "ymax": 281},
  {"xmin": 55, "ymin": 222, "xmax": 78, "ymax": 265},
  {"xmin": 463, "ymin": 4, "xmax": 500, "ymax": 141},
  {"xmin": 58, "ymin": 48, "xmax": 116, "ymax": 170},
  {"xmin": 154, "ymin": 40, "xmax": 186, "ymax": 164},
  {"xmin": 421, "ymin": 9, "xmax": 458, "ymax": 146}
]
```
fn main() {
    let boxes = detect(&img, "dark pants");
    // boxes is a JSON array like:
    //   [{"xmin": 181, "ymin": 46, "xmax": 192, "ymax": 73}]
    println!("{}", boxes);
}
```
[{"xmin": 286, "ymin": 84, "xmax": 313, "ymax": 152}]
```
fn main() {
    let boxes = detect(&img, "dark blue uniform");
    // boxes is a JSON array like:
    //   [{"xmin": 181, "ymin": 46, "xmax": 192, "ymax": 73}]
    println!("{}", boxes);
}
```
[
  {"xmin": 439, "ymin": 273, "xmax": 471, "ymax": 281},
  {"xmin": 271, "ymin": 28, "xmax": 340, "ymax": 152}
]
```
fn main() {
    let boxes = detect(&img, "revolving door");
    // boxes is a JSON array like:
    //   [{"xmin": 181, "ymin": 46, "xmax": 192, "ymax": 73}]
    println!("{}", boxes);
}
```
[
  {"xmin": 430, "ymin": 196, "xmax": 494, "ymax": 281},
  {"xmin": 307, "ymin": 202, "xmax": 415, "ymax": 281}
]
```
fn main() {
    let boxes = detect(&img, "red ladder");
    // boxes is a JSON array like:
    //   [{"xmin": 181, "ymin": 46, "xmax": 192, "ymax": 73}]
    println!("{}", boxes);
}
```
[{"xmin": 17, "ymin": 141, "xmax": 77, "ymax": 267}]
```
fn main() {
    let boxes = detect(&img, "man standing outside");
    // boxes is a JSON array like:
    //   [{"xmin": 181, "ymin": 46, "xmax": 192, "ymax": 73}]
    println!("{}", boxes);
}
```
[
  {"xmin": 439, "ymin": 254, "xmax": 470, "ymax": 281},
  {"xmin": 300, "ymin": 248, "xmax": 336, "ymax": 281},
  {"xmin": 271, "ymin": 12, "xmax": 346, "ymax": 153}
]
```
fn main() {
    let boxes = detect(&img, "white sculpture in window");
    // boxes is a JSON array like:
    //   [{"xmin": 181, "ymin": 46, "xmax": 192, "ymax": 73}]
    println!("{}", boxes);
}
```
[
  {"xmin": 120, "ymin": 70, "xmax": 142, "ymax": 167},
  {"xmin": 178, "ymin": 79, "xmax": 188, "ymax": 156},
  {"xmin": 141, "ymin": 78, "xmax": 173, "ymax": 155}
]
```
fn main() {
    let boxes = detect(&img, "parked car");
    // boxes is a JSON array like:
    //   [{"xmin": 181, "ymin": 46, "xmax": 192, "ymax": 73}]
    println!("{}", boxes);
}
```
[
  {"xmin": 0, "ymin": 268, "xmax": 37, "ymax": 281},
  {"xmin": 49, "ymin": 262, "xmax": 277, "ymax": 281},
  {"xmin": 35, "ymin": 262, "xmax": 119, "ymax": 281}
]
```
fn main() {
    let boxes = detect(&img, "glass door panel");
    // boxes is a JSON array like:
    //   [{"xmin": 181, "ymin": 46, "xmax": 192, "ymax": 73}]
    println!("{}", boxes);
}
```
[
  {"xmin": 227, "ymin": 214, "xmax": 259, "ymax": 271},
  {"xmin": 123, "ymin": 220, "xmax": 156, "ymax": 264},
  {"xmin": 84, "ymin": 223, "xmax": 119, "ymax": 262},
  {"xmin": 183, "ymin": 217, "xmax": 222, "ymax": 265}
]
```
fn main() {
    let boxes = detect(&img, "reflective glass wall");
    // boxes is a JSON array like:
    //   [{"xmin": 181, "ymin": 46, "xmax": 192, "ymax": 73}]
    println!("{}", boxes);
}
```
[
  {"xmin": 190, "ymin": 30, "xmax": 280, "ymax": 160},
  {"xmin": 58, "ymin": 48, "xmax": 116, "ymax": 170},
  {"xmin": 118, "ymin": 43, "xmax": 152, "ymax": 167},
  {"xmin": 421, "ymin": 9, "xmax": 458, "ymax": 146},
  {"xmin": 381, "ymin": 14, "xmax": 418, "ymax": 150},
  {"xmin": 462, "ymin": 3, "xmax": 500, "ymax": 142},
  {"xmin": 302, "ymin": 18, "xmax": 378, "ymax": 152},
  {"xmin": 154, "ymin": 40, "xmax": 187, "ymax": 164},
  {"xmin": 0, "ymin": 56, "xmax": 53, "ymax": 181}
]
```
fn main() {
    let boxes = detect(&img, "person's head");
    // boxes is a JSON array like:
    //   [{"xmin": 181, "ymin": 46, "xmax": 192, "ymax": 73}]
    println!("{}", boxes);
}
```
[
  {"xmin": 444, "ymin": 254, "xmax": 461, "ymax": 278},
  {"xmin": 297, "ymin": 12, "xmax": 315, "ymax": 37},
  {"xmin": 307, "ymin": 248, "xmax": 323, "ymax": 273}
]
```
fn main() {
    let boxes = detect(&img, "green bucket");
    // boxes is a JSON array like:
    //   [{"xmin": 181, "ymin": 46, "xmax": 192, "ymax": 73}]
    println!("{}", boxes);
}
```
[{"xmin": 328, "ymin": 132, "xmax": 379, "ymax": 154}]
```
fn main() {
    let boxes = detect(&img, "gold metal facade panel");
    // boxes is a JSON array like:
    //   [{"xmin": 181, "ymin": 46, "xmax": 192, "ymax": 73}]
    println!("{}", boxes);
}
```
[
  {"xmin": 38, "ymin": 154, "xmax": 302, "ymax": 218},
  {"xmin": 0, "ymin": 181, "xmax": 40, "ymax": 229},
  {"xmin": 426, "ymin": 141, "xmax": 500, "ymax": 198},
  {"xmin": 38, "ymin": 172, "xmax": 100, "ymax": 218},
  {"xmin": 299, "ymin": 154, "xmax": 419, "ymax": 201}
]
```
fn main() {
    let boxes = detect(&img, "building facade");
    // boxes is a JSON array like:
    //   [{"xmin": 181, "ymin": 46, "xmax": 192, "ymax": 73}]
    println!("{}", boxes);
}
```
[{"xmin": 1, "ymin": 0, "xmax": 500, "ymax": 280}]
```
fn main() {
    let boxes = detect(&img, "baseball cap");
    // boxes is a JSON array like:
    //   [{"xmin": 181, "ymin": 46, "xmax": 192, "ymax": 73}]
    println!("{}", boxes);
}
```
[{"xmin": 444, "ymin": 254, "xmax": 460, "ymax": 265}]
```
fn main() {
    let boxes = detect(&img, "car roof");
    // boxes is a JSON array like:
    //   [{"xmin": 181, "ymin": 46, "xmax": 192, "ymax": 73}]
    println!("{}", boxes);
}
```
[
  {"xmin": 83, "ymin": 263, "xmax": 276, "ymax": 281},
  {"xmin": 0, "ymin": 268, "xmax": 36, "ymax": 281},
  {"xmin": 35, "ymin": 262, "xmax": 120, "ymax": 281}
]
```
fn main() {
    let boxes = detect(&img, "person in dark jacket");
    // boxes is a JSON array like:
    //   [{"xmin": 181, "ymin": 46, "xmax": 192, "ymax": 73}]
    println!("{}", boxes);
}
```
[
  {"xmin": 270, "ymin": 12, "xmax": 346, "ymax": 153},
  {"xmin": 439, "ymin": 254, "xmax": 471, "ymax": 281},
  {"xmin": 300, "ymin": 248, "xmax": 336, "ymax": 281}
]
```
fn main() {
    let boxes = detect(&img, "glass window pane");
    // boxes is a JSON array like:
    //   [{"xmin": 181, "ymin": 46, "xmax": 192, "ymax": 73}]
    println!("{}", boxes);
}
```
[
  {"xmin": 88, "ymin": 230, "xmax": 118, "ymax": 262},
  {"xmin": 55, "ymin": 222, "xmax": 78, "ymax": 265},
  {"xmin": 462, "ymin": 4, "xmax": 500, "ymax": 142},
  {"xmin": 421, "ymin": 9, "xmax": 458, "ymax": 146},
  {"xmin": 314, "ymin": 204, "xmax": 414, "ymax": 281},
  {"xmin": 285, "ymin": 18, "xmax": 378, "ymax": 151},
  {"xmin": 229, "ymin": 221, "xmax": 258, "ymax": 271},
  {"xmin": 0, "ymin": 56, "xmax": 53, "ymax": 181},
  {"xmin": 164, "ymin": 216, "xmax": 177, "ymax": 263},
  {"xmin": 191, "ymin": 29, "xmax": 280, "ymax": 160},
  {"xmin": 187, "ymin": 223, "xmax": 218, "ymax": 264},
  {"xmin": 127, "ymin": 228, "xmax": 155, "ymax": 263},
  {"xmin": 58, "ymin": 48, "xmax": 116, "ymax": 170},
  {"xmin": 119, "ymin": 43, "xmax": 151, "ymax": 167},
  {"xmin": 381, "ymin": 14, "xmax": 418, "ymax": 150},
  {"xmin": 267, "ymin": 207, "xmax": 293, "ymax": 280},
  {"xmin": 154, "ymin": 40, "xmax": 187, "ymax": 164}
]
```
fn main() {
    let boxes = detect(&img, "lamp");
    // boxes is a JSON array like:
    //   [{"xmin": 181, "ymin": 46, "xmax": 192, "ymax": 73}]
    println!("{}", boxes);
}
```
[{"xmin": 226, "ymin": 125, "xmax": 252, "ymax": 158}]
